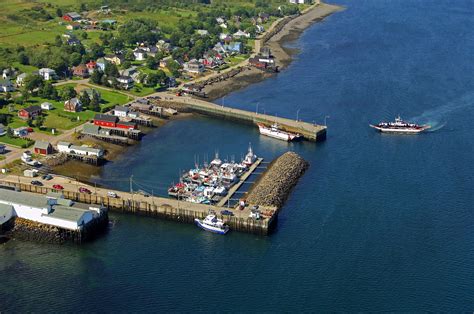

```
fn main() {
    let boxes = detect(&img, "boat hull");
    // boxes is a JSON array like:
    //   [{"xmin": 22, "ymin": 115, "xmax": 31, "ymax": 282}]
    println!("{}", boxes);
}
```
[
  {"xmin": 194, "ymin": 218, "xmax": 229, "ymax": 234},
  {"xmin": 258, "ymin": 124, "xmax": 300, "ymax": 141},
  {"xmin": 370, "ymin": 125, "xmax": 430, "ymax": 134}
]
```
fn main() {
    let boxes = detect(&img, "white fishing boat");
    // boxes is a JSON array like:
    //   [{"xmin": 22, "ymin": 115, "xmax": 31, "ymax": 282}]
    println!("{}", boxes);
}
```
[
  {"xmin": 257, "ymin": 123, "xmax": 301, "ymax": 141},
  {"xmin": 370, "ymin": 116, "xmax": 431, "ymax": 134},
  {"xmin": 243, "ymin": 143, "xmax": 257, "ymax": 166},
  {"xmin": 194, "ymin": 214, "xmax": 229, "ymax": 234}
]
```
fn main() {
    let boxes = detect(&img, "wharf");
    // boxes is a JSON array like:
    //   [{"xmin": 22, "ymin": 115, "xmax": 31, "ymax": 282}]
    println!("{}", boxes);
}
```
[
  {"xmin": 217, "ymin": 157, "xmax": 263, "ymax": 207},
  {"xmin": 152, "ymin": 93, "xmax": 327, "ymax": 141},
  {"xmin": 0, "ymin": 173, "xmax": 275, "ymax": 235}
]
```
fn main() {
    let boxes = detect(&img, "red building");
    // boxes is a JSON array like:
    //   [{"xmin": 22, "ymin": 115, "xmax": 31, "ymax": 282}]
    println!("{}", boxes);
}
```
[
  {"xmin": 94, "ymin": 114, "xmax": 137, "ymax": 129},
  {"xmin": 18, "ymin": 106, "xmax": 42, "ymax": 120},
  {"xmin": 33, "ymin": 141, "xmax": 53, "ymax": 155}
]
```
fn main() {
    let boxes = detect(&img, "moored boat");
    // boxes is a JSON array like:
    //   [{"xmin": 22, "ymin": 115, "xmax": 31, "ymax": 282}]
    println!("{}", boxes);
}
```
[
  {"xmin": 257, "ymin": 123, "xmax": 301, "ymax": 141},
  {"xmin": 370, "ymin": 116, "xmax": 431, "ymax": 134},
  {"xmin": 194, "ymin": 214, "xmax": 229, "ymax": 234}
]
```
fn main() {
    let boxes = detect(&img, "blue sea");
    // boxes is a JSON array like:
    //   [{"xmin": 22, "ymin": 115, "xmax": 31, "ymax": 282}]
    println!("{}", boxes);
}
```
[{"xmin": 2, "ymin": 0, "xmax": 474, "ymax": 311}]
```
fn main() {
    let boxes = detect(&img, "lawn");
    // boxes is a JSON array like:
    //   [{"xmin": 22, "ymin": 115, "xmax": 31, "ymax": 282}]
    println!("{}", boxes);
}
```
[{"xmin": 0, "ymin": 135, "xmax": 33, "ymax": 148}]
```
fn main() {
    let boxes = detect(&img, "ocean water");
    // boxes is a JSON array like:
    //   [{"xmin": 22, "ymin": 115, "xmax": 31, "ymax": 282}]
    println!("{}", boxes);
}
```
[{"xmin": 2, "ymin": 0, "xmax": 474, "ymax": 311}]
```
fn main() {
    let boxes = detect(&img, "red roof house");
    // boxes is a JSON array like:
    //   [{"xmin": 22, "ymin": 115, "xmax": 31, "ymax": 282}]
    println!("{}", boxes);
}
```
[{"xmin": 18, "ymin": 106, "xmax": 42, "ymax": 120}]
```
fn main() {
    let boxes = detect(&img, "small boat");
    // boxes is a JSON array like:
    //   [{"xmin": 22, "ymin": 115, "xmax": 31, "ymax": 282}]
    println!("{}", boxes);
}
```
[
  {"xmin": 257, "ymin": 123, "xmax": 301, "ymax": 141},
  {"xmin": 194, "ymin": 214, "xmax": 230, "ymax": 234},
  {"xmin": 370, "ymin": 116, "xmax": 431, "ymax": 134}
]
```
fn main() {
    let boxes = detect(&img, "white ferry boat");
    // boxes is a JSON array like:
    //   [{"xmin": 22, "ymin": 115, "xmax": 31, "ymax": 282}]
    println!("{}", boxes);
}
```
[
  {"xmin": 257, "ymin": 123, "xmax": 301, "ymax": 141},
  {"xmin": 370, "ymin": 116, "xmax": 431, "ymax": 134},
  {"xmin": 194, "ymin": 214, "xmax": 229, "ymax": 234}
]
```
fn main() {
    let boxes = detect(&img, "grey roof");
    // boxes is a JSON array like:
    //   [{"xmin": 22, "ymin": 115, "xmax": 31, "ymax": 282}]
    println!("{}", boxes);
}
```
[
  {"xmin": 95, "ymin": 114, "xmax": 118, "ymax": 123},
  {"xmin": 82, "ymin": 124, "xmax": 100, "ymax": 135},
  {"xmin": 115, "ymin": 105, "xmax": 129, "ymax": 113},
  {"xmin": 23, "ymin": 105, "xmax": 41, "ymax": 113},
  {"xmin": 34, "ymin": 140, "xmax": 51, "ymax": 150},
  {"xmin": 0, "ymin": 203, "xmax": 14, "ymax": 219}
]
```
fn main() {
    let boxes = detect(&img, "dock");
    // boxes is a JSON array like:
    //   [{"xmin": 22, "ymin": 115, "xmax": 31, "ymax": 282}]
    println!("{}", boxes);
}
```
[{"xmin": 152, "ymin": 94, "xmax": 327, "ymax": 141}]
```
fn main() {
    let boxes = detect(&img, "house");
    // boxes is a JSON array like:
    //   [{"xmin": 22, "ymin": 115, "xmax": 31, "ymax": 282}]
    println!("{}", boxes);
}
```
[
  {"xmin": 289, "ymin": 0, "xmax": 312, "ymax": 3},
  {"xmin": 0, "ymin": 123, "xmax": 5, "ymax": 136},
  {"xmin": 2, "ymin": 68, "xmax": 15, "ymax": 80},
  {"xmin": 133, "ymin": 48, "xmax": 147, "ymax": 61},
  {"xmin": 196, "ymin": 29, "xmax": 209, "ymax": 36},
  {"xmin": 104, "ymin": 54, "xmax": 124, "ymax": 65},
  {"xmin": 219, "ymin": 23, "xmax": 228, "ymax": 29},
  {"xmin": 216, "ymin": 17, "xmax": 225, "ymax": 24},
  {"xmin": 214, "ymin": 42, "xmax": 227, "ymax": 55},
  {"xmin": 117, "ymin": 76, "xmax": 134, "ymax": 90},
  {"xmin": 73, "ymin": 64, "xmax": 89, "ymax": 78},
  {"xmin": 18, "ymin": 106, "xmax": 41, "ymax": 120},
  {"xmin": 0, "ymin": 79, "xmax": 14, "ymax": 92},
  {"xmin": 233, "ymin": 30, "xmax": 251, "ymax": 38},
  {"xmin": 13, "ymin": 127, "xmax": 29, "ymax": 137},
  {"xmin": 63, "ymin": 12, "xmax": 81, "ymax": 22},
  {"xmin": 156, "ymin": 40, "xmax": 171, "ymax": 53},
  {"xmin": 96, "ymin": 58, "xmax": 106, "ymax": 71},
  {"xmin": 66, "ymin": 23, "xmax": 81, "ymax": 30},
  {"xmin": 120, "ymin": 66, "xmax": 137, "ymax": 77},
  {"xmin": 16, "ymin": 73, "xmax": 28, "ymax": 86},
  {"xmin": 0, "ymin": 144, "xmax": 5, "ymax": 154},
  {"xmin": 57, "ymin": 142, "xmax": 104, "ymax": 158},
  {"xmin": 40, "ymin": 102, "xmax": 54, "ymax": 110},
  {"xmin": 114, "ymin": 106, "xmax": 129, "ymax": 117},
  {"xmin": 139, "ymin": 44, "xmax": 158, "ymax": 56},
  {"xmin": 224, "ymin": 42, "xmax": 243, "ymax": 54},
  {"xmin": 159, "ymin": 56, "xmax": 173, "ymax": 69},
  {"xmin": 86, "ymin": 61, "xmax": 97, "ymax": 73},
  {"xmin": 64, "ymin": 98, "xmax": 82, "ymax": 112},
  {"xmin": 33, "ymin": 141, "xmax": 53, "ymax": 155},
  {"xmin": 256, "ymin": 25, "xmax": 265, "ymax": 33},
  {"xmin": 183, "ymin": 59, "xmax": 205, "ymax": 74},
  {"xmin": 38, "ymin": 68, "xmax": 56, "ymax": 81},
  {"xmin": 66, "ymin": 37, "xmax": 81, "ymax": 46}
]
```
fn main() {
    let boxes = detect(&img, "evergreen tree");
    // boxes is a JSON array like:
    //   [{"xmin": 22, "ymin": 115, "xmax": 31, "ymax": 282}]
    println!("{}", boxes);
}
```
[{"xmin": 79, "ymin": 91, "xmax": 91, "ymax": 108}]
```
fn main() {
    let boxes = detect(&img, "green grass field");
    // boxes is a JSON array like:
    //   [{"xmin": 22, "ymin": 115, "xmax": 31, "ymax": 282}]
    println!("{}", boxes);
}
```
[{"xmin": 0, "ymin": 134, "xmax": 33, "ymax": 148}]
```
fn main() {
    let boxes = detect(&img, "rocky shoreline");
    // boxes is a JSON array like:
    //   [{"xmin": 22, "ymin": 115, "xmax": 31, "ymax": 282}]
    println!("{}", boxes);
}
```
[{"xmin": 246, "ymin": 151, "xmax": 309, "ymax": 208}]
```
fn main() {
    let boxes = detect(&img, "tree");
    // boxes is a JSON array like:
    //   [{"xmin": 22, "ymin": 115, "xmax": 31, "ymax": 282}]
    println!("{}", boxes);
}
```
[
  {"xmin": 81, "ymin": 32, "xmax": 88, "ymax": 40},
  {"xmin": 56, "ymin": 8, "xmax": 63, "ymax": 18},
  {"xmin": 61, "ymin": 86, "xmax": 77, "ymax": 100},
  {"xmin": 104, "ymin": 63, "xmax": 119, "ymax": 78},
  {"xmin": 146, "ymin": 73, "xmax": 160, "ymax": 87},
  {"xmin": 124, "ymin": 50, "xmax": 135, "ymax": 61},
  {"xmin": 54, "ymin": 35, "xmax": 63, "ymax": 47},
  {"xmin": 35, "ymin": 115, "xmax": 45, "ymax": 128},
  {"xmin": 90, "ymin": 90, "xmax": 101, "ymax": 112},
  {"xmin": 110, "ymin": 39, "xmax": 124, "ymax": 53},
  {"xmin": 23, "ymin": 75, "xmax": 44, "ymax": 94},
  {"xmin": 167, "ymin": 60, "xmax": 181, "ymax": 78},
  {"xmin": 89, "ymin": 70, "xmax": 103, "ymax": 84},
  {"xmin": 122, "ymin": 61, "xmax": 132, "ymax": 69},
  {"xmin": 39, "ymin": 82, "xmax": 58, "ymax": 100},
  {"xmin": 146, "ymin": 56, "xmax": 158, "ymax": 70},
  {"xmin": 70, "ymin": 52, "xmax": 82, "ymax": 66},
  {"xmin": 79, "ymin": 90, "xmax": 91, "ymax": 108},
  {"xmin": 18, "ymin": 52, "xmax": 29, "ymax": 65}
]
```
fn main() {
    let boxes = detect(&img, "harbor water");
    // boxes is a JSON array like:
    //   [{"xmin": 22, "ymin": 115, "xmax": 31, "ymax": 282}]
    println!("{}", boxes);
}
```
[{"xmin": 2, "ymin": 0, "xmax": 474, "ymax": 311}]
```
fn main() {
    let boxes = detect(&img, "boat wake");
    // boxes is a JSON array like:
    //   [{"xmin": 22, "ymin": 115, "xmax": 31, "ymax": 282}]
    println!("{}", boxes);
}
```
[{"xmin": 408, "ymin": 92, "xmax": 474, "ymax": 132}]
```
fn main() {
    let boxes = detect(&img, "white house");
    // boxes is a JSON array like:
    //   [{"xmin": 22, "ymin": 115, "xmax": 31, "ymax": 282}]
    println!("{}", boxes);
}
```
[
  {"xmin": 289, "ymin": 0, "xmax": 314, "ymax": 3},
  {"xmin": 57, "ymin": 141, "xmax": 104, "ymax": 158},
  {"xmin": 196, "ymin": 29, "xmax": 209, "ymax": 36},
  {"xmin": 114, "ymin": 105, "xmax": 129, "ymax": 117},
  {"xmin": 0, "ymin": 189, "xmax": 103, "ymax": 231},
  {"xmin": 117, "ymin": 76, "xmax": 134, "ymax": 90},
  {"xmin": 233, "ymin": 30, "xmax": 251, "ymax": 38},
  {"xmin": 38, "ymin": 68, "xmax": 56, "ymax": 81},
  {"xmin": 0, "ymin": 123, "xmax": 6, "ymax": 136},
  {"xmin": 41, "ymin": 102, "xmax": 54, "ymax": 110},
  {"xmin": 183, "ymin": 59, "xmax": 205, "ymax": 74},
  {"xmin": 133, "ymin": 48, "xmax": 147, "ymax": 61},
  {"xmin": 13, "ymin": 127, "xmax": 29, "ymax": 137},
  {"xmin": 0, "ymin": 79, "xmax": 14, "ymax": 92},
  {"xmin": 16, "ymin": 73, "xmax": 28, "ymax": 86}
]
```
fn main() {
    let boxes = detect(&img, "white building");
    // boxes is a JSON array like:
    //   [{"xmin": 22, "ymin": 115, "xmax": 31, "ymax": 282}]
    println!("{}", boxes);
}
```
[
  {"xmin": 0, "ymin": 189, "xmax": 103, "ymax": 231},
  {"xmin": 133, "ymin": 48, "xmax": 147, "ymax": 61},
  {"xmin": 57, "ymin": 142, "xmax": 104, "ymax": 158},
  {"xmin": 0, "ymin": 79, "xmax": 14, "ymax": 92},
  {"xmin": 41, "ymin": 102, "xmax": 54, "ymax": 110},
  {"xmin": 38, "ymin": 68, "xmax": 57, "ymax": 81},
  {"xmin": 16, "ymin": 73, "xmax": 28, "ymax": 86},
  {"xmin": 233, "ymin": 30, "xmax": 251, "ymax": 38},
  {"xmin": 114, "ymin": 105, "xmax": 129, "ymax": 117}
]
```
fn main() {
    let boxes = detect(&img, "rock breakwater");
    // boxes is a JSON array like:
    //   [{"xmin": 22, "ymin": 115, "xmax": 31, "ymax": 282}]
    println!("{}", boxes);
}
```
[{"xmin": 246, "ymin": 151, "xmax": 309, "ymax": 208}]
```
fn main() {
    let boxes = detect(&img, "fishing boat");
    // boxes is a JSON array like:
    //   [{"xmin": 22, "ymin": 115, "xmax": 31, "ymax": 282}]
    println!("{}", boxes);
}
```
[
  {"xmin": 194, "ymin": 214, "xmax": 229, "ymax": 234},
  {"xmin": 257, "ymin": 123, "xmax": 301, "ymax": 141},
  {"xmin": 370, "ymin": 116, "xmax": 431, "ymax": 134},
  {"xmin": 242, "ymin": 143, "xmax": 257, "ymax": 166}
]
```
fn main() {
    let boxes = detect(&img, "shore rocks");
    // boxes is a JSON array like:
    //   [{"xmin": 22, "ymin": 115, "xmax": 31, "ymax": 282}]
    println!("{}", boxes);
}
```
[{"xmin": 246, "ymin": 151, "xmax": 309, "ymax": 208}]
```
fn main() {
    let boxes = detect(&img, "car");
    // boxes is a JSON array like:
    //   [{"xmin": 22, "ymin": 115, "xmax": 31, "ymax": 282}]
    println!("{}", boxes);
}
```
[
  {"xmin": 107, "ymin": 191, "xmax": 118, "ymax": 198},
  {"xmin": 79, "ymin": 187, "xmax": 92, "ymax": 194},
  {"xmin": 42, "ymin": 174, "xmax": 53, "ymax": 180},
  {"xmin": 220, "ymin": 210, "xmax": 234, "ymax": 216},
  {"xmin": 31, "ymin": 180, "xmax": 43, "ymax": 186},
  {"xmin": 53, "ymin": 184, "xmax": 64, "ymax": 190}
]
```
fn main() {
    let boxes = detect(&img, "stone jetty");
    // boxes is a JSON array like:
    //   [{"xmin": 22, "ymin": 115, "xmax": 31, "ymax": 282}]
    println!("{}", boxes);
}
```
[{"xmin": 246, "ymin": 152, "xmax": 309, "ymax": 208}]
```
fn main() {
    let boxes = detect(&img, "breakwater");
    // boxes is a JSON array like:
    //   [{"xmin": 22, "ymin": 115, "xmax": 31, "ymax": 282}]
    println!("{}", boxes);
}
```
[{"xmin": 246, "ymin": 152, "xmax": 309, "ymax": 208}]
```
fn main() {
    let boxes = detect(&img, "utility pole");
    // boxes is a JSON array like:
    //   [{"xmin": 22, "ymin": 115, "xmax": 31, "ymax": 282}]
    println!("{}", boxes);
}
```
[
  {"xmin": 256, "ymin": 102, "xmax": 259, "ymax": 115},
  {"xmin": 296, "ymin": 108, "xmax": 300, "ymax": 122},
  {"xmin": 324, "ymin": 115, "xmax": 330, "ymax": 126}
]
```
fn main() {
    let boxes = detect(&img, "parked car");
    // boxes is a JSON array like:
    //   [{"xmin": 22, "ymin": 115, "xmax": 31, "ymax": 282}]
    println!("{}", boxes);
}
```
[
  {"xmin": 107, "ymin": 191, "xmax": 118, "ymax": 198},
  {"xmin": 31, "ymin": 180, "xmax": 43, "ymax": 186},
  {"xmin": 42, "ymin": 174, "xmax": 53, "ymax": 180},
  {"xmin": 220, "ymin": 210, "xmax": 234, "ymax": 216},
  {"xmin": 79, "ymin": 187, "xmax": 92, "ymax": 194},
  {"xmin": 53, "ymin": 184, "xmax": 64, "ymax": 190}
]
